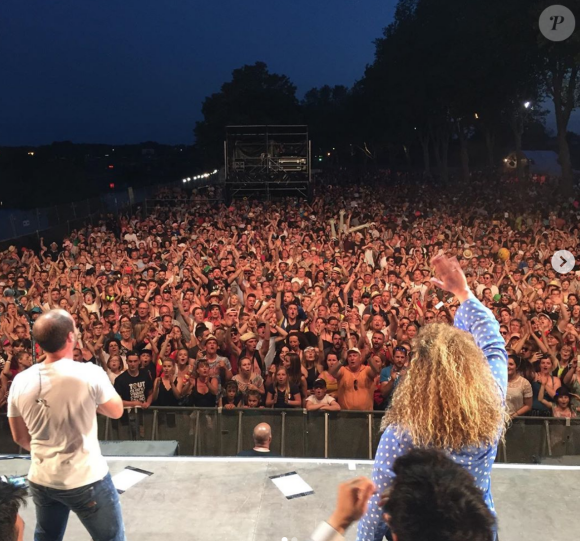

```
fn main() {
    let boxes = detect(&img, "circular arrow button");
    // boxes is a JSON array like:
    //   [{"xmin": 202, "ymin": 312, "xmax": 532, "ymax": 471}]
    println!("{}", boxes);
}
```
[{"xmin": 551, "ymin": 250, "xmax": 576, "ymax": 274}]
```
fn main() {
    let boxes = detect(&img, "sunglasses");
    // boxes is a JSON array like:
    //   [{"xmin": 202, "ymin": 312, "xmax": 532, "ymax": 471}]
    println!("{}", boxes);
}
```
[
  {"xmin": 500, "ymin": 331, "xmax": 508, "ymax": 335},
  {"xmin": 425, "ymin": 316, "xmax": 434, "ymax": 320},
  {"xmin": 354, "ymin": 379, "xmax": 358, "ymax": 391}
]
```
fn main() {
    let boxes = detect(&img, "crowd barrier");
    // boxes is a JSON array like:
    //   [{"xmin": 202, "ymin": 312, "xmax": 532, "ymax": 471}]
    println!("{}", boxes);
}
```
[
  {"xmin": 2, "ymin": 409, "xmax": 579, "ymax": 463},
  {"xmin": 0, "ymin": 177, "xmax": 226, "ymax": 251}
]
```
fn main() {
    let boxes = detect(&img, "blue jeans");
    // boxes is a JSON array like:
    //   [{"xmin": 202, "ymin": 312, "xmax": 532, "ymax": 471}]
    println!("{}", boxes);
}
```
[{"xmin": 29, "ymin": 472, "xmax": 126, "ymax": 541}]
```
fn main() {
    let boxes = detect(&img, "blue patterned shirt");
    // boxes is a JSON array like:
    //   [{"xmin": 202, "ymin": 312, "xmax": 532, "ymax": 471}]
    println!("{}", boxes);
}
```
[{"xmin": 356, "ymin": 297, "xmax": 508, "ymax": 541}]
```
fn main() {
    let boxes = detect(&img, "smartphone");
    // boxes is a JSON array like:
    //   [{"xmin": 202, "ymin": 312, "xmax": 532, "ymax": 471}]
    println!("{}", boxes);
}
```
[{"xmin": 435, "ymin": 301, "xmax": 444, "ymax": 310}]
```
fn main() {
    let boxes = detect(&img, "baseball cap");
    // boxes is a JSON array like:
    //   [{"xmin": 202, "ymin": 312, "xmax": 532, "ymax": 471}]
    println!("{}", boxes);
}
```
[
  {"xmin": 313, "ymin": 378, "xmax": 327, "ymax": 389},
  {"xmin": 347, "ymin": 347, "xmax": 361, "ymax": 355}
]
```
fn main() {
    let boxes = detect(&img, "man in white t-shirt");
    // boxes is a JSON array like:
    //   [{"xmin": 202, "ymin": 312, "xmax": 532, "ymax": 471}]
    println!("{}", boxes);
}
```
[
  {"xmin": 305, "ymin": 379, "xmax": 341, "ymax": 411},
  {"xmin": 7, "ymin": 309, "xmax": 126, "ymax": 541}
]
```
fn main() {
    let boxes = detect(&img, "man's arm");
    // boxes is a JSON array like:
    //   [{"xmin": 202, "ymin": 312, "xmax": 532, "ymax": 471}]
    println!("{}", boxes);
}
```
[
  {"xmin": 97, "ymin": 394, "xmax": 124, "ymax": 419},
  {"xmin": 142, "ymin": 387, "xmax": 154, "ymax": 409},
  {"xmin": 9, "ymin": 416, "xmax": 31, "ymax": 451},
  {"xmin": 328, "ymin": 363, "xmax": 343, "ymax": 379},
  {"xmin": 310, "ymin": 477, "xmax": 375, "ymax": 541},
  {"xmin": 367, "ymin": 354, "xmax": 382, "ymax": 379}
]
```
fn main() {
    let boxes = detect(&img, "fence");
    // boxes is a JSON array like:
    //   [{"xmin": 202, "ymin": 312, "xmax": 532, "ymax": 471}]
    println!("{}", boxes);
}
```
[
  {"xmin": 2, "ymin": 409, "xmax": 578, "ymax": 463},
  {"xmin": 0, "ymin": 176, "xmax": 224, "ymax": 250},
  {"xmin": 0, "ymin": 186, "xmax": 155, "ymax": 250}
]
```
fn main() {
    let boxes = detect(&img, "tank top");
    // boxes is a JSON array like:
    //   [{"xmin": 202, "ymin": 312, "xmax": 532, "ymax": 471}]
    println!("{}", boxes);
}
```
[
  {"xmin": 305, "ymin": 365, "xmax": 318, "ymax": 389},
  {"xmin": 156, "ymin": 379, "xmax": 179, "ymax": 407},
  {"xmin": 190, "ymin": 378, "xmax": 217, "ymax": 407},
  {"xmin": 531, "ymin": 378, "xmax": 553, "ymax": 412}
]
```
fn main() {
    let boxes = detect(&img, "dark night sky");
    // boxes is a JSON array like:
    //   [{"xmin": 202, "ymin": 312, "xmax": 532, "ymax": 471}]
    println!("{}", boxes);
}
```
[{"xmin": 1, "ymin": 0, "xmax": 396, "ymax": 146}]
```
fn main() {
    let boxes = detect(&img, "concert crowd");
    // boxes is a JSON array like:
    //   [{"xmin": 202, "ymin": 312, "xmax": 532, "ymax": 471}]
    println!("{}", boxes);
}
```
[{"xmin": 1, "ymin": 170, "xmax": 579, "ymax": 419}]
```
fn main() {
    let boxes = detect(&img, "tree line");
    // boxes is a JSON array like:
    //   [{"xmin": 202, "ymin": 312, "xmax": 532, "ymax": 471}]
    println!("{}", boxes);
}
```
[{"xmin": 194, "ymin": 0, "xmax": 580, "ymax": 193}]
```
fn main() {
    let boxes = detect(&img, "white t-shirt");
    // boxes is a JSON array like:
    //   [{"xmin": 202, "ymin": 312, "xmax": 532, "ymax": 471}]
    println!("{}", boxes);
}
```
[
  {"xmin": 7, "ymin": 359, "xmax": 117, "ymax": 489},
  {"xmin": 306, "ymin": 394, "xmax": 336, "ymax": 406}
]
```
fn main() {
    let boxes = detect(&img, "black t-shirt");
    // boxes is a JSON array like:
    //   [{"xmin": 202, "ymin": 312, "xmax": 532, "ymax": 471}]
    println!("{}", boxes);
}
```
[
  {"xmin": 302, "ymin": 331, "xmax": 319, "ymax": 348},
  {"xmin": 236, "ymin": 449, "xmax": 279, "ymax": 457},
  {"xmin": 114, "ymin": 369, "xmax": 153, "ymax": 402},
  {"xmin": 266, "ymin": 383, "xmax": 300, "ymax": 408}
]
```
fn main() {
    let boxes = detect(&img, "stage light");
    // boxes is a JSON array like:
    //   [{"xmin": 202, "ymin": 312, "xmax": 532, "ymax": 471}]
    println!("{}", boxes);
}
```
[
  {"xmin": 524, "ymin": 101, "xmax": 531, "ymax": 109},
  {"xmin": 183, "ymin": 179, "xmax": 187, "ymax": 183},
  {"xmin": 213, "ymin": 169, "xmax": 218, "ymax": 174},
  {"xmin": 474, "ymin": 113, "xmax": 479, "ymax": 119},
  {"xmin": 187, "ymin": 178, "xmax": 191, "ymax": 181}
]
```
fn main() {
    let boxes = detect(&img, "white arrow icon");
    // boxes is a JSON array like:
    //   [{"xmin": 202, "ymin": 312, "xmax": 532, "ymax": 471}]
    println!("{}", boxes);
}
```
[{"xmin": 552, "ymin": 250, "xmax": 576, "ymax": 274}]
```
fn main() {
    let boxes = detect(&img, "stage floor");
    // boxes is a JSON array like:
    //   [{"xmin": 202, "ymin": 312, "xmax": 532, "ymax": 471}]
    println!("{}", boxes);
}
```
[{"xmin": 1, "ymin": 456, "xmax": 578, "ymax": 541}]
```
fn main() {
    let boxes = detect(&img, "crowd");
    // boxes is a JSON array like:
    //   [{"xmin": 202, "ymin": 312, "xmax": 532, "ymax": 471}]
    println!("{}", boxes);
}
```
[{"xmin": 0, "ymin": 170, "xmax": 579, "ymax": 418}]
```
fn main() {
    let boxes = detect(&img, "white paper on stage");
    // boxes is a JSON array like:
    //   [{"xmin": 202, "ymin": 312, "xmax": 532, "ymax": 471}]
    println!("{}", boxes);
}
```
[
  {"xmin": 112, "ymin": 466, "xmax": 152, "ymax": 493},
  {"xmin": 270, "ymin": 471, "xmax": 314, "ymax": 499}
]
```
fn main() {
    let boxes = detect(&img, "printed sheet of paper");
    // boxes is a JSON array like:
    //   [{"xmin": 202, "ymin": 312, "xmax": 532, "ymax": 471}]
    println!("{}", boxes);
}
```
[
  {"xmin": 270, "ymin": 471, "xmax": 314, "ymax": 499},
  {"xmin": 112, "ymin": 466, "xmax": 153, "ymax": 494}
]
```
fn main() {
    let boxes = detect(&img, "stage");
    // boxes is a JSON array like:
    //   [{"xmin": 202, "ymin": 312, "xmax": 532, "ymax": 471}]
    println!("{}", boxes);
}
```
[{"xmin": 1, "ymin": 456, "xmax": 578, "ymax": 541}]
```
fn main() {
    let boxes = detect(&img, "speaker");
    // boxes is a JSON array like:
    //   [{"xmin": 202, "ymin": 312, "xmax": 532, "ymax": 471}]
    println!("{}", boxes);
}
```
[{"xmin": 99, "ymin": 440, "xmax": 179, "ymax": 457}]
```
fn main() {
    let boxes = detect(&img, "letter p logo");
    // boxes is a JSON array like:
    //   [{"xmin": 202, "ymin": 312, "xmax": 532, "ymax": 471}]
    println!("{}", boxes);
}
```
[{"xmin": 540, "ymin": 5, "xmax": 576, "ymax": 41}]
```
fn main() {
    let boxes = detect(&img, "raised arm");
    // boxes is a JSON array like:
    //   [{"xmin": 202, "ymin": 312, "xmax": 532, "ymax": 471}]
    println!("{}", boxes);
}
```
[{"xmin": 431, "ymin": 255, "xmax": 508, "ymax": 396}]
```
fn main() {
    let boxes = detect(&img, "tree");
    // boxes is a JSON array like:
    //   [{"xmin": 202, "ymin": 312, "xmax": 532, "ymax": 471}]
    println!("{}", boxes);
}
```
[
  {"xmin": 302, "ymin": 85, "xmax": 351, "ymax": 159},
  {"xmin": 357, "ymin": 0, "xmax": 550, "ymax": 182},
  {"xmin": 194, "ymin": 62, "xmax": 301, "ymax": 166},
  {"xmin": 538, "ymin": 8, "xmax": 580, "ymax": 194}
]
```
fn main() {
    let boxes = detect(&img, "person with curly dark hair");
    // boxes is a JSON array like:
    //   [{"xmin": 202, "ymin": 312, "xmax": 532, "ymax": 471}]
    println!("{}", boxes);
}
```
[
  {"xmin": 383, "ymin": 448, "xmax": 496, "ymax": 541},
  {"xmin": 310, "ymin": 448, "xmax": 495, "ymax": 541},
  {"xmin": 0, "ymin": 480, "xmax": 27, "ymax": 541}
]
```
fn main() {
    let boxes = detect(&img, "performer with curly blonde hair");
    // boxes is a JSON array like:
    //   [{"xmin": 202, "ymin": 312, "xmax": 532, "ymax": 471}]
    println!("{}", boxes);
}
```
[{"xmin": 357, "ymin": 255, "xmax": 508, "ymax": 541}]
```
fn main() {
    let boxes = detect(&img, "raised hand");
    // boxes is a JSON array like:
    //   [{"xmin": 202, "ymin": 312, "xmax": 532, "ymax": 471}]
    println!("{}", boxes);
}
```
[{"xmin": 430, "ymin": 254, "xmax": 471, "ymax": 303}]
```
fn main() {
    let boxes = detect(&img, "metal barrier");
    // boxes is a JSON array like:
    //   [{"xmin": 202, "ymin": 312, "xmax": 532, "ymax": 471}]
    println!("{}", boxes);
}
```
[{"xmin": 3, "ymin": 411, "xmax": 577, "ymax": 462}]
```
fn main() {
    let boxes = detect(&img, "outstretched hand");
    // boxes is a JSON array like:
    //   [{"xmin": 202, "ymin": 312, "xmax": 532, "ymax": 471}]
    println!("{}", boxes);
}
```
[
  {"xmin": 328, "ymin": 477, "xmax": 376, "ymax": 535},
  {"xmin": 430, "ymin": 254, "xmax": 471, "ymax": 303}
]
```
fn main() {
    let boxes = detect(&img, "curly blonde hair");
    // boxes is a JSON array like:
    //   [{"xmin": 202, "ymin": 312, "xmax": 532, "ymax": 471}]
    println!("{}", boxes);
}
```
[{"xmin": 382, "ymin": 323, "xmax": 508, "ymax": 450}]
